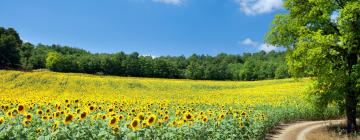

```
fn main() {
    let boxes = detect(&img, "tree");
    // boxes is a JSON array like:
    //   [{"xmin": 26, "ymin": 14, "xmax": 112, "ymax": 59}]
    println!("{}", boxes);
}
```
[
  {"xmin": 266, "ymin": 0, "xmax": 360, "ymax": 132},
  {"xmin": 275, "ymin": 64, "xmax": 289, "ymax": 79},
  {"xmin": 45, "ymin": 52, "xmax": 62, "ymax": 71},
  {"xmin": 125, "ymin": 52, "xmax": 140, "ymax": 77},
  {"xmin": 20, "ymin": 43, "xmax": 34, "ymax": 70},
  {"xmin": 0, "ymin": 27, "xmax": 22, "ymax": 69},
  {"xmin": 29, "ymin": 44, "xmax": 50, "ymax": 69}
]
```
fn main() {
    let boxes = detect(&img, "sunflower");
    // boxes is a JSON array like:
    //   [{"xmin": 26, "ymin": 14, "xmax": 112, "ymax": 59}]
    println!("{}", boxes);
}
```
[
  {"xmin": 240, "ymin": 121, "xmax": 245, "ymax": 128},
  {"xmin": 22, "ymin": 119, "xmax": 31, "ymax": 126},
  {"xmin": 241, "ymin": 111, "xmax": 247, "ymax": 117},
  {"xmin": 17, "ymin": 104, "xmax": 25, "ymax": 113},
  {"xmin": 146, "ymin": 114, "xmax": 156, "ymax": 126},
  {"xmin": 53, "ymin": 112, "xmax": 60, "ymax": 118},
  {"xmin": 142, "ymin": 121, "xmax": 147, "ymax": 128},
  {"xmin": 172, "ymin": 120, "xmax": 177, "ymax": 126},
  {"xmin": 184, "ymin": 112, "xmax": 193, "ymax": 121},
  {"xmin": 112, "ymin": 126, "xmax": 120, "ymax": 133},
  {"xmin": 157, "ymin": 119, "xmax": 164, "ymax": 127},
  {"xmin": 137, "ymin": 112, "xmax": 145, "ymax": 120},
  {"xmin": 130, "ymin": 118, "xmax": 140, "ymax": 131},
  {"xmin": 35, "ymin": 128, "xmax": 42, "ymax": 134},
  {"xmin": 101, "ymin": 115, "xmax": 107, "ymax": 120},
  {"xmin": 175, "ymin": 110, "xmax": 181, "ymax": 116},
  {"xmin": 37, "ymin": 110, "xmax": 43, "ymax": 116},
  {"xmin": 25, "ymin": 113, "xmax": 33, "ymax": 121},
  {"xmin": 11, "ymin": 109, "xmax": 18, "ymax": 118},
  {"xmin": 202, "ymin": 116, "xmax": 208, "ymax": 123},
  {"xmin": 42, "ymin": 116, "xmax": 48, "ymax": 121},
  {"xmin": 0, "ymin": 117, "xmax": 5, "ymax": 124},
  {"xmin": 64, "ymin": 114, "xmax": 74, "ymax": 125},
  {"xmin": 217, "ymin": 113, "xmax": 225, "ymax": 121},
  {"xmin": 108, "ymin": 117, "xmax": 117, "ymax": 127},
  {"xmin": 52, "ymin": 121, "xmax": 60, "ymax": 129},
  {"xmin": 89, "ymin": 106, "xmax": 95, "ymax": 112},
  {"xmin": 46, "ymin": 108, "xmax": 52, "ymax": 114},
  {"xmin": 163, "ymin": 115, "xmax": 170, "ymax": 121},
  {"xmin": 79, "ymin": 112, "xmax": 87, "ymax": 120},
  {"xmin": 118, "ymin": 115, "xmax": 124, "ymax": 121},
  {"xmin": 6, "ymin": 111, "xmax": 12, "ymax": 117}
]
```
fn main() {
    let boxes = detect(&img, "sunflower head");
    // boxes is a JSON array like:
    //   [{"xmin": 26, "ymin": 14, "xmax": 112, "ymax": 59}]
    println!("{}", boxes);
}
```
[
  {"xmin": 6, "ymin": 111, "xmax": 12, "ymax": 117},
  {"xmin": 108, "ymin": 117, "xmax": 117, "ymax": 127},
  {"xmin": 46, "ymin": 108, "xmax": 51, "ymax": 114},
  {"xmin": 164, "ymin": 115, "xmax": 169, "ymax": 121},
  {"xmin": 25, "ymin": 113, "xmax": 33, "ymax": 121},
  {"xmin": 17, "ymin": 104, "xmax": 25, "ymax": 113},
  {"xmin": 118, "ymin": 115, "xmax": 124, "ymax": 121},
  {"xmin": 64, "ymin": 114, "xmax": 74, "ymax": 125},
  {"xmin": 240, "ymin": 121, "xmax": 245, "ymax": 128},
  {"xmin": 42, "ymin": 116, "xmax": 48, "ymax": 121},
  {"xmin": 137, "ymin": 112, "xmax": 145, "ymax": 120},
  {"xmin": 130, "ymin": 118, "xmax": 140, "ymax": 131},
  {"xmin": 53, "ymin": 112, "xmax": 60, "ymax": 118},
  {"xmin": 52, "ymin": 121, "xmax": 60, "ymax": 129},
  {"xmin": 80, "ymin": 112, "xmax": 87, "ymax": 120},
  {"xmin": 172, "ymin": 120, "xmax": 177, "ymax": 126},
  {"xmin": 87, "ymin": 106, "xmax": 94, "ymax": 112},
  {"xmin": 241, "ymin": 111, "xmax": 247, "ymax": 117},
  {"xmin": 146, "ymin": 114, "xmax": 156, "ymax": 126},
  {"xmin": 217, "ymin": 113, "xmax": 225, "ymax": 121},
  {"xmin": 11, "ymin": 109, "xmax": 18, "ymax": 117},
  {"xmin": 22, "ymin": 119, "xmax": 31, "ymax": 126},
  {"xmin": 37, "ymin": 110, "xmax": 43, "ymax": 116},
  {"xmin": 0, "ymin": 117, "xmax": 5, "ymax": 125},
  {"xmin": 112, "ymin": 126, "xmax": 120, "ymax": 133},
  {"xmin": 202, "ymin": 116, "xmax": 208, "ymax": 123},
  {"xmin": 184, "ymin": 112, "xmax": 193, "ymax": 121}
]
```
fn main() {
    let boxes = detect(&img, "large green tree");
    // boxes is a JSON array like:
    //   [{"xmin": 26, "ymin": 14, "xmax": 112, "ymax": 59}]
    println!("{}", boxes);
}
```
[
  {"xmin": 266, "ymin": 0, "xmax": 360, "ymax": 131},
  {"xmin": 0, "ymin": 27, "xmax": 22, "ymax": 69},
  {"xmin": 20, "ymin": 43, "xmax": 34, "ymax": 70}
]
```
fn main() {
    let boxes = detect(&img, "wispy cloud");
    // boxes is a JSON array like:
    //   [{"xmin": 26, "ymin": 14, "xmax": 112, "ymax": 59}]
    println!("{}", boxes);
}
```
[
  {"xmin": 234, "ymin": 0, "xmax": 283, "ymax": 15},
  {"xmin": 240, "ymin": 38, "xmax": 278, "ymax": 52},
  {"xmin": 152, "ymin": 0, "xmax": 184, "ymax": 5}
]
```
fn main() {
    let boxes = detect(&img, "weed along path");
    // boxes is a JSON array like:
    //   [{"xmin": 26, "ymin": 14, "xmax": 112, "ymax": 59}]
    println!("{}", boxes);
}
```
[{"xmin": 268, "ymin": 120, "xmax": 343, "ymax": 140}]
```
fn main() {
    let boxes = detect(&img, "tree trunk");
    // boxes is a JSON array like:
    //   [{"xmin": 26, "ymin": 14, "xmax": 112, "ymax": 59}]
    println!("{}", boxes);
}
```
[
  {"xmin": 345, "ymin": 91, "xmax": 357, "ymax": 132},
  {"xmin": 345, "ymin": 53, "xmax": 358, "ymax": 132}
]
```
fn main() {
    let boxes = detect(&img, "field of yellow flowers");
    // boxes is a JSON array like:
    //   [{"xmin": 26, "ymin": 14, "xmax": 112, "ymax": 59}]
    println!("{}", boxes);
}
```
[{"xmin": 0, "ymin": 70, "xmax": 338, "ymax": 139}]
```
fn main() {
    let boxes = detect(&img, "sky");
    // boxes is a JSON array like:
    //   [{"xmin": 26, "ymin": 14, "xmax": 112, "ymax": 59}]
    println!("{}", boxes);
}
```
[{"xmin": 0, "ymin": 0, "xmax": 286, "ymax": 56}]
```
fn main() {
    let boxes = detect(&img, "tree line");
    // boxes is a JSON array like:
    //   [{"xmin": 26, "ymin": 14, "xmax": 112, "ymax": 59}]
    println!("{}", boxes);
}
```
[{"xmin": 0, "ymin": 27, "xmax": 290, "ymax": 80}]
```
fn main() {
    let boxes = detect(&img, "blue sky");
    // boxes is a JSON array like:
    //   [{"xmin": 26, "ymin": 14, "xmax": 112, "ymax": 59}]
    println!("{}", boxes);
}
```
[{"xmin": 0, "ymin": 0, "xmax": 286, "ymax": 56}]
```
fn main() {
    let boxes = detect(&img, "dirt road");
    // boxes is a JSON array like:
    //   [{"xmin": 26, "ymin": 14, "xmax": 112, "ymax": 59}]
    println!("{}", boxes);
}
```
[{"xmin": 267, "ymin": 120, "xmax": 345, "ymax": 140}]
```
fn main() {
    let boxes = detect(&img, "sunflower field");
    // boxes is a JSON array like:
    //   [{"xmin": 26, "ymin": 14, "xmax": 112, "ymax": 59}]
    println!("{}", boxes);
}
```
[{"xmin": 0, "ymin": 70, "xmax": 339, "ymax": 139}]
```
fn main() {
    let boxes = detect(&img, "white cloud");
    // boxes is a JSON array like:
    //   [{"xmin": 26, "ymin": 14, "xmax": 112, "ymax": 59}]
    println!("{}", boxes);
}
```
[
  {"xmin": 234, "ymin": 0, "xmax": 283, "ymax": 15},
  {"xmin": 241, "ymin": 38, "xmax": 258, "ymax": 47},
  {"xmin": 240, "ymin": 38, "xmax": 278, "ymax": 52},
  {"xmin": 259, "ymin": 43, "xmax": 277, "ymax": 52},
  {"xmin": 141, "ymin": 54, "xmax": 158, "ymax": 58},
  {"xmin": 153, "ymin": 0, "xmax": 184, "ymax": 5}
]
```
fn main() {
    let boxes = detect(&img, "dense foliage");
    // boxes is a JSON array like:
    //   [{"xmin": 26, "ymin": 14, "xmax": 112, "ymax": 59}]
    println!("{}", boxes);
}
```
[
  {"xmin": 0, "ymin": 27, "xmax": 290, "ymax": 81},
  {"xmin": 0, "ymin": 27, "xmax": 22, "ymax": 69},
  {"xmin": 266, "ymin": 0, "xmax": 360, "ymax": 131},
  {"xmin": 0, "ymin": 71, "xmax": 338, "ymax": 139}
]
